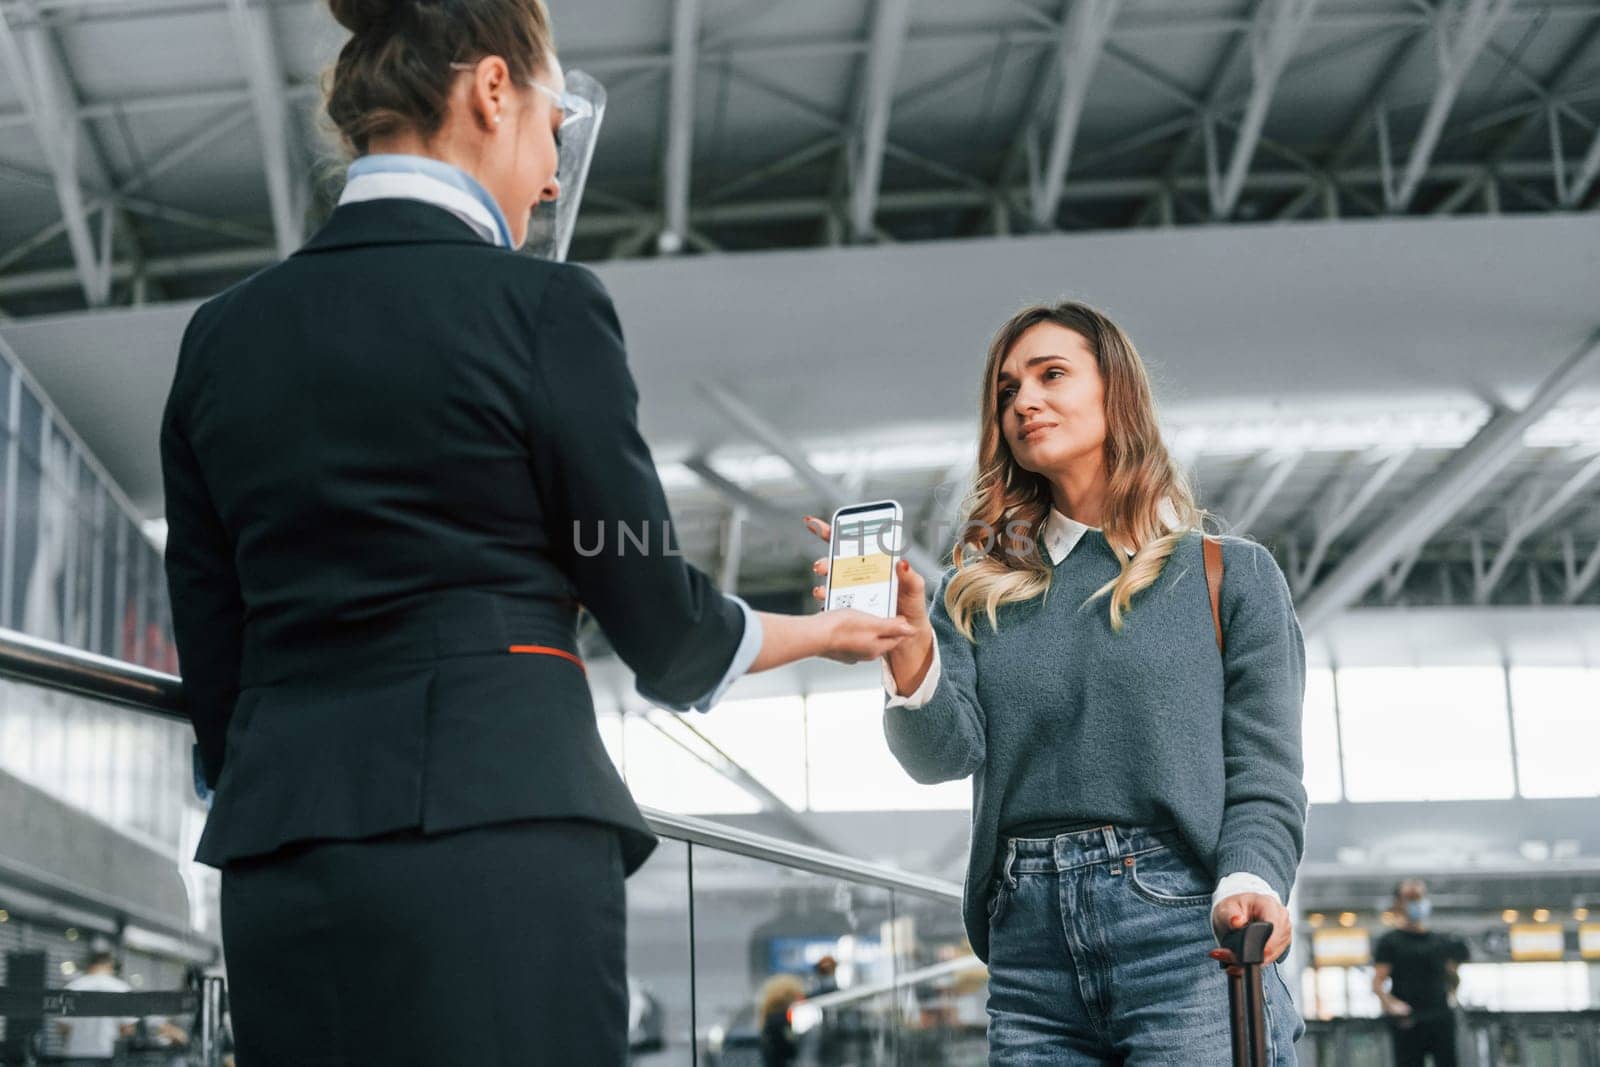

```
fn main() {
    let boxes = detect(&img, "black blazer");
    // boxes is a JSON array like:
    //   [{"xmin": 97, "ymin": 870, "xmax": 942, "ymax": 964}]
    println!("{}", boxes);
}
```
[{"xmin": 161, "ymin": 199, "xmax": 745, "ymax": 873}]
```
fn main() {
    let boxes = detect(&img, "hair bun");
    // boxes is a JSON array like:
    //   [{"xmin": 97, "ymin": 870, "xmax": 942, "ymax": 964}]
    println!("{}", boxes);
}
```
[{"xmin": 328, "ymin": 0, "xmax": 405, "ymax": 36}]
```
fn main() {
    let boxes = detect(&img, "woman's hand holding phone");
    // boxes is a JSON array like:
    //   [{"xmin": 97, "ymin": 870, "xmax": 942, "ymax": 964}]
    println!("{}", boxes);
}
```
[{"xmin": 803, "ymin": 515, "xmax": 935, "ymax": 685}]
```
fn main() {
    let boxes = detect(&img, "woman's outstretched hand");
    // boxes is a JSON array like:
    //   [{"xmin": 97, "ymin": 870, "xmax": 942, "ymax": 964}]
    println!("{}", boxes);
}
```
[{"xmin": 803, "ymin": 516, "xmax": 935, "ymax": 685}]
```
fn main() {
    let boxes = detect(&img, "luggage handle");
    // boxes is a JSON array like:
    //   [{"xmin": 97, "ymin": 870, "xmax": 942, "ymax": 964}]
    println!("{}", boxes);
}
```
[{"xmin": 1217, "ymin": 920, "xmax": 1274, "ymax": 1067}]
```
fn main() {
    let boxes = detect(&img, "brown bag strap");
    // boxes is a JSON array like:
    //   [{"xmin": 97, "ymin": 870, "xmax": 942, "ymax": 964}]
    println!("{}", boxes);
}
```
[{"xmin": 1202, "ymin": 535, "xmax": 1224, "ymax": 655}]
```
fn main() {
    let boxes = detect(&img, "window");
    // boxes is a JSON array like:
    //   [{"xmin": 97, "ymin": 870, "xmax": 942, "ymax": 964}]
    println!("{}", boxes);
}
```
[
  {"xmin": 803, "ymin": 689, "xmax": 969, "ymax": 812},
  {"xmin": 1507, "ymin": 668, "xmax": 1600, "ymax": 798},
  {"xmin": 1300, "ymin": 965, "xmax": 1381, "ymax": 1019},
  {"xmin": 693, "ymin": 696, "xmax": 809, "ymax": 810},
  {"xmin": 615, "ymin": 713, "xmax": 761, "ymax": 815},
  {"xmin": 1337, "ymin": 667, "xmax": 1514, "ymax": 801},
  {"xmin": 1305, "ymin": 962, "xmax": 1596, "ymax": 1016},
  {"xmin": 1456, "ymin": 961, "xmax": 1592, "ymax": 1011},
  {"xmin": 1303, "ymin": 668, "xmax": 1342, "ymax": 804}
]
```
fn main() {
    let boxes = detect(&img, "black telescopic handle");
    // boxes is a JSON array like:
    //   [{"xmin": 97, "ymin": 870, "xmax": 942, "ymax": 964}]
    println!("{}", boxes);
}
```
[{"xmin": 1218, "ymin": 921, "xmax": 1274, "ymax": 1066}]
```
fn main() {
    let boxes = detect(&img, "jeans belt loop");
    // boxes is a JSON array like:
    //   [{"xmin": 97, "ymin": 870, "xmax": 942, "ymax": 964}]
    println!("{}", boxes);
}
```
[
  {"xmin": 1102, "ymin": 825, "xmax": 1121, "ymax": 861},
  {"xmin": 1002, "ymin": 839, "xmax": 1019, "ymax": 890}
]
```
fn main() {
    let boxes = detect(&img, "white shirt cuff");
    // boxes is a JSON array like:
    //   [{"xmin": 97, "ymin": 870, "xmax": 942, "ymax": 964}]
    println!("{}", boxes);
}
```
[
  {"xmin": 1212, "ymin": 871, "xmax": 1281, "ymax": 913},
  {"xmin": 645, "ymin": 595, "xmax": 763, "ymax": 713},
  {"xmin": 882, "ymin": 641, "xmax": 942, "ymax": 709}
]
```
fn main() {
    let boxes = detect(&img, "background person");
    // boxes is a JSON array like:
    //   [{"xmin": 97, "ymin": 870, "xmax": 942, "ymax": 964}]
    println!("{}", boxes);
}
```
[
  {"xmin": 56, "ymin": 951, "xmax": 134, "ymax": 1064},
  {"xmin": 1375, "ymin": 878, "xmax": 1470, "ymax": 1067}
]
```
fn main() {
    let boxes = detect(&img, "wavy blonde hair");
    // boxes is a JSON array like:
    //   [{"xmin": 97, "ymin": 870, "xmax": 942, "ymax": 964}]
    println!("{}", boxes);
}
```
[
  {"xmin": 757, "ymin": 973, "xmax": 807, "ymax": 1022},
  {"xmin": 947, "ymin": 301, "xmax": 1205, "ymax": 640}
]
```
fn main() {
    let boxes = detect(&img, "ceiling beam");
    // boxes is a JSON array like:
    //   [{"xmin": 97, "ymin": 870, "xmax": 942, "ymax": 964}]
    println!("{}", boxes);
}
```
[
  {"xmin": 1296, "ymin": 327, "xmax": 1600, "ymax": 632},
  {"xmin": 1565, "ymin": 125, "xmax": 1600, "ymax": 209},
  {"xmin": 0, "ymin": 107, "xmax": 253, "ymax": 275},
  {"xmin": 1561, "ymin": 534, "xmax": 1600, "ymax": 603},
  {"xmin": 1270, "ymin": 28, "xmax": 1428, "ymax": 222},
  {"xmin": 847, "ymin": 0, "xmax": 912, "ymax": 242},
  {"xmin": 3, "ymin": 5, "xmax": 1597, "ymax": 132},
  {"xmin": 0, "ymin": 2, "xmax": 109, "ymax": 305},
  {"xmin": 0, "ymin": 0, "xmax": 1594, "ymax": 37},
  {"xmin": 682, "ymin": 458, "xmax": 794, "ymax": 522},
  {"xmin": 1475, "ymin": 450, "xmax": 1600, "ymax": 602},
  {"xmin": 1110, "ymin": 31, "xmax": 1395, "ymax": 219},
  {"xmin": 697, "ymin": 383, "xmax": 941, "ymax": 577},
  {"xmin": 1291, "ymin": 448, "xmax": 1411, "ymax": 597},
  {"xmin": 1129, "ymin": 28, "xmax": 1251, "ymax": 225},
  {"xmin": 995, "ymin": 36, "xmax": 1060, "ymax": 213},
  {"xmin": 9, "ymin": 156, "xmax": 1597, "ymax": 299},
  {"xmin": 1030, "ymin": 0, "xmax": 1121, "ymax": 230},
  {"xmin": 1220, "ymin": 449, "xmax": 1303, "ymax": 535},
  {"xmin": 1212, "ymin": 0, "xmax": 1317, "ymax": 220},
  {"xmin": 658, "ymin": 0, "xmax": 700, "ymax": 254},
  {"xmin": 702, "ymin": 134, "xmax": 839, "ymax": 204},
  {"xmin": 0, "ymin": 245, "xmax": 275, "ymax": 297},
  {"xmin": 726, "ymin": 61, "xmax": 989, "ymax": 194},
  {"xmin": 1432, "ymin": 19, "xmax": 1600, "ymax": 214},
  {"xmin": 1385, "ymin": 0, "xmax": 1512, "ymax": 212},
  {"xmin": 224, "ymin": 0, "xmax": 303, "ymax": 258}
]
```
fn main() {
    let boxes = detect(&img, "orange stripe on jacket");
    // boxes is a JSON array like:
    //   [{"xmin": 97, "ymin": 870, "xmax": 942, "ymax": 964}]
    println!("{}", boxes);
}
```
[{"xmin": 507, "ymin": 645, "xmax": 586, "ymax": 674}]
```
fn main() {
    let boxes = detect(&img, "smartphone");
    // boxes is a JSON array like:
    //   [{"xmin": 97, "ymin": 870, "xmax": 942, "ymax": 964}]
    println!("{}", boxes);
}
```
[{"xmin": 824, "ymin": 499, "xmax": 903, "ymax": 617}]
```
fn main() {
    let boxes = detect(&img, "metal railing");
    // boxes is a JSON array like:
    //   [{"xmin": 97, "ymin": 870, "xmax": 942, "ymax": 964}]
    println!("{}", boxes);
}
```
[
  {"xmin": 1301, "ymin": 1011, "xmax": 1600, "ymax": 1067},
  {"xmin": 0, "ymin": 625, "xmax": 963, "ymax": 904},
  {"xmin": 0, "ymin": 980, "xmax": 226, "ymax": 1067},
  {"xmin": 0, "ymin": 625, "xmax": 977, "ymax": 1064}
]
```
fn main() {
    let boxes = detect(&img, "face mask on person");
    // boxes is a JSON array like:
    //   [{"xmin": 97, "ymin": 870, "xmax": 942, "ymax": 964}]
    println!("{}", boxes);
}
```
[{"xmin": 1404, "ymin": 898, "xmax": 1432, "ymax": 923}]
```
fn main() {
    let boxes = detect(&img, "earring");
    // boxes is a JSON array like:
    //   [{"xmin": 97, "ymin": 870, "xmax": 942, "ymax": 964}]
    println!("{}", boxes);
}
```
[{"xmin": 494, "ymin": 114, "xmax": 502, "ymax": 124}]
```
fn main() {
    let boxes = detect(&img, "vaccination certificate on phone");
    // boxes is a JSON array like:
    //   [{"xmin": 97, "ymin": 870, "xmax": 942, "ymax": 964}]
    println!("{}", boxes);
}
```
[{"xmin": 827, "ymin": 505, "xmax": 902, "ymax": 616}]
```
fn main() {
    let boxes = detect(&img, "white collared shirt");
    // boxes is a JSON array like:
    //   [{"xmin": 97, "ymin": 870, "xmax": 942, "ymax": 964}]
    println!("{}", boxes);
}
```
[
  {"xmin": 880, "ymin": 506, "xmax": 1280, "ymax": 912},
  {"xmin": 339, "ymin": 170, "xmax": 503, "ymax": 245},
  {"xmin": 336, "ymin": 153, "xmax": 514, "ymax": 247}
]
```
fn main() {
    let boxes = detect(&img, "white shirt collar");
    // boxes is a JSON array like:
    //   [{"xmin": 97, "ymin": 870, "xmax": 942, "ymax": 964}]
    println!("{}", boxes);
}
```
[
  {"xmin": 338, "ymin": 170, "xmax": 503, "ymax": 247},
  {"xmin": 1043, "ymin": 508, "xmax": 1096, "ymax": 565},
  {"xmin": 1044, "ymin": 499, "xmax": 1180, "ymax": 564}
]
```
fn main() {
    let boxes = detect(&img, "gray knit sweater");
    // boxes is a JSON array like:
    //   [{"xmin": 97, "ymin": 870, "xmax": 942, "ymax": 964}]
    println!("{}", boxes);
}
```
[{"xmin": 883, "ymin": 530, "xmax": 1307, "ymax": 962}]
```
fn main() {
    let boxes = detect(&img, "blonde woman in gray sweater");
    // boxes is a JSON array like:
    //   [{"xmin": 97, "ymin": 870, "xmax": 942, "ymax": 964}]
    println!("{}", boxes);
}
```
[{"xmin": 808, "ymin": 301, "xmax": 1308, "ymax": 1064}]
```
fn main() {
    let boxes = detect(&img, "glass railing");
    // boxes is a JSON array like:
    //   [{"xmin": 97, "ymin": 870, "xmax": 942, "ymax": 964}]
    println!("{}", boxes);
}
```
[{"xmin": 0, "ymin": 627, "xmax": 984, "ymax": 1065}]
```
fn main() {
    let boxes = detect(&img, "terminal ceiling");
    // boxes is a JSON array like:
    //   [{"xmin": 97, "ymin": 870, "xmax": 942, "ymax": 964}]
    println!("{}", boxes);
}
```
[{"xmin": 1, "ymin": 0, "xmax": 1599, "ymax": 624}]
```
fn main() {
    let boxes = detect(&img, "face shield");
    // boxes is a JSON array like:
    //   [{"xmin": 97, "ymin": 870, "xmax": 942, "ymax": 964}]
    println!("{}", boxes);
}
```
[{"xmin": 522, "ymin": 69, "xmax": 607, "ymax": 261}]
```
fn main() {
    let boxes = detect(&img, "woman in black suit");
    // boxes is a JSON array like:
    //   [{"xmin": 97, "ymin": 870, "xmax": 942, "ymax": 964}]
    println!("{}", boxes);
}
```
[{"xmin": 159, "ymin": 0, "xmax": 918, "ymax": 1062}]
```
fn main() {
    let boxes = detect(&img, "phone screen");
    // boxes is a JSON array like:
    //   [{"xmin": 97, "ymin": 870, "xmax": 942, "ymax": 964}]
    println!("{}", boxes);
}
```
[{"xmin": 826, "ymin": 503, "xmax": 902, "ymax": 617}]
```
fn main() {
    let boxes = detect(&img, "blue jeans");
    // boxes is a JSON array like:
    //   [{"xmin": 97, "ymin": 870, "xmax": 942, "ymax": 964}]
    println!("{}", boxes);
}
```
[{"xmin": 985, "ymin": 825, "xmax": 1303, "ymax": 1065}]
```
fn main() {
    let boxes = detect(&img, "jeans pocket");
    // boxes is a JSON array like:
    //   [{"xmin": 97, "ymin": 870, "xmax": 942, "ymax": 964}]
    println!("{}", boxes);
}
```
[
  {"xmin": 986, "ymin": 876, "xmax": 1012, "ymax": 927},
  {"xmin": 1126, "ymin": 844, "xmax": 1213, "ymax": 908},
  {"xmin": 1270, "ymin": 962, "xmax": 1306, "ymax": 1042}
]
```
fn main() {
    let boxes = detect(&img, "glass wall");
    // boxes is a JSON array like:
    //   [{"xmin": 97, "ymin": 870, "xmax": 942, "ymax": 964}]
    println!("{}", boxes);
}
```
[
  {"xmin": 601, "ymin": 661, "xmax": 1597, "ymax": 818},
  {"xmin": 0, "ymin": 678, "xmax": 191, "ymax": 851},
  {"xmin": 1337, "ymin": 667, "xmax": 1516, "ymax": 802},
  {"xmin": 1507, "ymin": 668, "xmax": 1600, "ymax": 799},
  {"xmin": 0, "ymin": 368, "xmax": 174, "ymax": 666},
  {"xmin": 603, "ymin": 688, "xmax": 971, "ymax": 817},
  {"xmin": 0, "ymin": 354, "xmax": 186, "ymax": 852}
]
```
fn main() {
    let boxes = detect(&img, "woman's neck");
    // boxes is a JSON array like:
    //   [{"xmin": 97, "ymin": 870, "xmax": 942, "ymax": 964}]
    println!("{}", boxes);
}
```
[{"xmin": 1047, "ymin": 460, "xmax": 1109, "ymax": 529}]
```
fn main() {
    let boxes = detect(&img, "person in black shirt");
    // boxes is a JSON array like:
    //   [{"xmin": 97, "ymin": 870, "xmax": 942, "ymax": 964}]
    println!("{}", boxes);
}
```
[{"xmin": 1373, "ymin": 878, "xmax": 1470, "ymax": 1067}]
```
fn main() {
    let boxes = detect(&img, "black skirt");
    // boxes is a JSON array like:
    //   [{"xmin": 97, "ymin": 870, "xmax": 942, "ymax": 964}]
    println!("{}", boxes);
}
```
[{"xmin": 220, "ymin": 819, "xmax": 626, "ymax": 1067}]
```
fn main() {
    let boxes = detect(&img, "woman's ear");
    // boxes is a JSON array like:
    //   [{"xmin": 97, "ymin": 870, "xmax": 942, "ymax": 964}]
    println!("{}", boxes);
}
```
[{"xmin": 466, "ymin": 55, "xmax": 512, "ymax": 132}]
